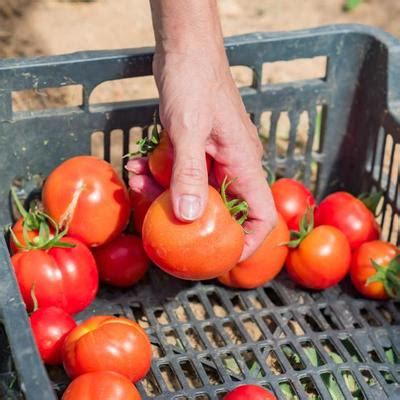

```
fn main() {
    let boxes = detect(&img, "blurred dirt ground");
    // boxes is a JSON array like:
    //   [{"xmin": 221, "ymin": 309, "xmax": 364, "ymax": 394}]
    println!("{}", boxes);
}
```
[{"xmin": 2, "ymin": 0, "xmax": 400, "ymax": 109}]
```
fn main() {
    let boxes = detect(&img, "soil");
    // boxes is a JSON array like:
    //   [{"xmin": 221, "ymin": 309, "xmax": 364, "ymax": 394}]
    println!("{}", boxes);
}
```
[{"xmin": 2, "ymin": 0, "xmax": 400, "ymax": 108}]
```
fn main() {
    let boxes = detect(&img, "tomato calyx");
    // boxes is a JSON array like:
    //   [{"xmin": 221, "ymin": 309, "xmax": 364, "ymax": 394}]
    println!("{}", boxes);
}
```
[
  {"xmin": 123, "ymin": 112, "xmax": 160, "ymax": 158},
  {"xmin": 358, "ymin": 191, "xmax": 383, "ymax": 216},
  {"xmin": 367, "ymin": 255, "xmax": 400, "ymax": 299},
  {"xmin": 262, "ymin": 164, "xmax": 275, "ymax": 185},
  {"xmin": 286, "ymin": 207, "xmax": 314, "ymax": 248},
  {"xmin": 220, "ymin": 177, "xmax": 249, "ymax": 226},
  {"xmin": 9, "ymin": 188, "xmax": 73, "ymax": 251}
]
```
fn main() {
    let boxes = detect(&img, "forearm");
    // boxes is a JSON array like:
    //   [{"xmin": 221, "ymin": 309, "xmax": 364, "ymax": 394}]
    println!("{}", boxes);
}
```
[{"xmin": 149, "ymin": 0, "xmax": 225, "ymax": 55}]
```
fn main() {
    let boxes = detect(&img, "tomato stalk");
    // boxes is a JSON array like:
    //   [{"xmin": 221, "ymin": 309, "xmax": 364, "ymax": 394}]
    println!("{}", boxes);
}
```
[
  {"xmin": 9, "ymin": 188, "xmax": 73, "ymax": 251},
  {"xmin": 220, "ymin": 177, "xmax": 249, "ymax": 226},
  {"xmin": 123, "ymin": 112, "xmax": 160, "ymax": 158},
  {"xmin": 358, "ymin": 191, "xmax": 383, "ymax": 216},
  {"xmin": 367, "ymin": 255, "xmax": 400, "ymax": 299},
  {"xmin": 286, "ymin": 207, "xmax": 314, "ymax": 248}
]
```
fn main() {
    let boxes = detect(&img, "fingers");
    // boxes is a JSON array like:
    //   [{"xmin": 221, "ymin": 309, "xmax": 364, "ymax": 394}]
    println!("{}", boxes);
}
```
[
  {"xmin": 125, "ymin": 157, "xmax": 149, "ymax": 175},
  {"xmin": 214, "ymin": 157, "xmax": 277, "ymax": 261},
  {"xmin": 129, "ymin": 173, "xmax": 163, "ymax": 201},
  {"xmin": 169, "ymin": 135, "xmax": 209, "ymax": 222}
]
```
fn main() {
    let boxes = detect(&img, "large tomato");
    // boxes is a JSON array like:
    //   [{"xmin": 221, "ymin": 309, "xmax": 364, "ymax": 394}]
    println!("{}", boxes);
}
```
[
  {"xmin": 62, "ymin": 316, "xmax": 152, "ymax": 382},
  {"xmin": 218, "ymin": 213, "xmax": 289, "ymax": 289},
  {"xmin": 315, "ymin": 192, "xmax": 380, "ymax": 250},
  {"xmin": 42, "ymin": 156, "xmax": 130, "ymax": 247},
  {"xmin": 286, "ymin": 226, "xmax": 351, "ymax": 290},
  {"xmin": 148, "ymin": 131, "xmax": 212, "ymax": 188},
  {"xmin": 30, "ymin": 306, "xmax": 76, "ymax": 365},
  {"xmin": 271, "ymin": 178, "xmax": 315, "ymax": 230},
  {"xmin": 350, "ymin": 240, "xmax": 399, "ymax": 300},
  {"xmin": 130, "ymin": 190, "xmax": 153, "ymax": 235},
  {"xmin": 11, "ymin": 237, "xmax": 98, "ymax": 314},
  {"xmin": 93, "ymin": 234, "xmax": 149, "ymax": 288},
  {"xmin": 142, "ymin": 186, "xmax": 245, "ymax": 280},
  {"xmin": 62, "ymin": 371, "xmax": 141, "ymax": 400},
  {"xmin": 224, "ymin": 385, "xmax": 276, "ymax": 400}
]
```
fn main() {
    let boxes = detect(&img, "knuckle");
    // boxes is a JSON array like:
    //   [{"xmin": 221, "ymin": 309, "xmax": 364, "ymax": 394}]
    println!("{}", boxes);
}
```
[{"xmin": 174, "ymin": 159, "xmax": 206, "ymax": 186}]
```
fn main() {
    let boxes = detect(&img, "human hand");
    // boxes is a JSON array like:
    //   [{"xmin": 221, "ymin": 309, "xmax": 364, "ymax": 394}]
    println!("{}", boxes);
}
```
[{"xmin": 128, "ymin": 47, "xmax": 276, "ymax": 261}]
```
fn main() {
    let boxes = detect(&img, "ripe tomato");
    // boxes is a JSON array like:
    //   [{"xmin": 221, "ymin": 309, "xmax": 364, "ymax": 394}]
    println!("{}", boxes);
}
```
[
  {"xmin": 42, "ymin": 156, "xmax": 130, "ymax": 247},
  {"xmin": 315, "ymin": 192, "xmax": 380, "ymax": 250},
  {"xmin": 142, "ymin": 186, "xmax": 245, "ymax": 280},
  {"xmin": 286, "ymin": 225, "xmax": 351, "ymax": 290},
  {"xmin": 62, "ymin": 371, "xmax": 141, "ymax": 400},
  {"xmin": 62, "ymin": 316, "xmax": 152, "ymax": 382},
  {"xmin": 130, "ymin": 190, "xmax": 153, "ymax": 235},
  {"xmin": 148, "ymin": 131, "xmax": 212, "ymax": 188},
  {"xmin": 30, "ymin": 306, "xmax": 76, "ymax": 365},
  {"xmin": 10, "ymin": 217, "xmax": 40, "ymax": 254},
  {"xmin": 11, "ymin": 237, "xmax": 98, "ymax": 314},
  {"xmin": 93, "ymin": 234, "xmax": 149, "ymax": 288},
  {"xmin": 350, "ymin": 240, "xmax": 399, "ymax": 299},
  {"xmin": 271, "ymin": 178, "xmax": 315, "ymax": 230},
  {"xmin": 224, "ymin": 385, "xmax": 276, "ymax": 400},
  {"xmin": 218, "ymin": 213, "xmax": 289, "ymax": 289}
]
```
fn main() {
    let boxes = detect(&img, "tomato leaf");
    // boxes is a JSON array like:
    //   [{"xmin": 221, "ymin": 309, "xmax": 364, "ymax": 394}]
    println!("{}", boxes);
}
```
[
  {"xmin": 358, "ymin": 191, "xmax": 383, "ymax": 216},
  {"xmin": 343, "ymin": 0, "xmax": 363, "ymax": 12}
]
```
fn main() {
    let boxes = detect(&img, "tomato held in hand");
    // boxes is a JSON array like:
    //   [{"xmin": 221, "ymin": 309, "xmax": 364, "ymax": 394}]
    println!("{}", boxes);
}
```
[
  {"xmin": 11, "ymin": 237, "xmax": 98, "ymax": 314},
  {"xmin": 42, "ymin": 156, "xmax": 130, "ymax": 247},
  {"xmin": 224, "ymin": 385, "xmax": 276, "ymax": 400},
  {"xmin": 142, "ymin": 186, "xmax": 245, "ymax": 280},
  {"xmin": 130, "ymin": 190, "xmax": 153, "ymax": 235},
  {"xmin": 218, "ymin": 213, "xmax": 289, "ymax": 289},
  {"xmin": 286, "ymin": 225, "xmax": 351, "ymax": 290},
  {"xmin": 30, "ymin": 306, "xmax": 76, "ymax": 365},
  {"xmin": 141, "ymin": 130, "xmax": 212, "ymax": 188},
  {"xmin": 62, "ymin": 371, "xmax": 141, "ymax": 400},
  {"xmin": 93, "ymin": 234, "xmax": 149, "ymax": 288},
  {"xmin": 271, "ymin": 178, "xmax": 315, "ymax": 231},
  {"xmin": 62, "ymin": 316, "xmax": 152, "ymax": 382},
  {"xmin": 350, "ymin": 240, "xmax": 399, "ymax": 300},
  {"xmin": 315, "ymin": 192, "xmax": 380, "ymax": 250}
]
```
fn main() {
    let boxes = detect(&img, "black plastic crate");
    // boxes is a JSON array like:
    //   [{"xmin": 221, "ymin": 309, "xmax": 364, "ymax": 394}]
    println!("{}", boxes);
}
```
[{"xmin": 0, "ymin": 24, "xmax": 399, "ymax": 399}]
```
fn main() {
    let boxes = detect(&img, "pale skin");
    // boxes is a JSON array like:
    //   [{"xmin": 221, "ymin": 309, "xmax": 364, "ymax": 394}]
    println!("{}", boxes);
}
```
[{"xmin": 127, "ymin": 0, "xmax": 277, "ymax": 261}]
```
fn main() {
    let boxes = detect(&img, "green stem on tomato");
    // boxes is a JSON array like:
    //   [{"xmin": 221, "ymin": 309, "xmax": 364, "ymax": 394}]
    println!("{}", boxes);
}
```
[
  {"xmin": 220, "ymin": 176, "xmax": 249, "ymax": 226},
  {"xmin": 123, "ymin": 111, "xmax": 161, "ymax": 158},
  {"xmin": 367, "ymin": 256, "xmax": 400, "ymax": 299}
]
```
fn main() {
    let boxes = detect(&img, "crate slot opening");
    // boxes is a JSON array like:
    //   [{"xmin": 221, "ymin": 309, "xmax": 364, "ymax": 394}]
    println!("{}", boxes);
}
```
[
  {"xmin": 262, "ymin": 56, "xmax": 327, "ymax": 85},
  {"xmin": 204, "ymin": 324, "xmax": 226, "ymax": 348},
  {"xmin": 12, "ymin": 84, "xmax": 83, "ymax": 112},
  {"xmin": 89, "ymin": 76, "xmax": 158, "ymax": 105},
  {"xmin": 230, "ymin": 65, "xmax": 253, "ymax": 88}
]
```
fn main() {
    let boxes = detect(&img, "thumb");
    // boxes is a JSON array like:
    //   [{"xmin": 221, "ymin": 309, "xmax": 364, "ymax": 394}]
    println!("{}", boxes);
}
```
[{"xmin": 170, "ymin": 135, "xmax": 208, "ymax": 222}]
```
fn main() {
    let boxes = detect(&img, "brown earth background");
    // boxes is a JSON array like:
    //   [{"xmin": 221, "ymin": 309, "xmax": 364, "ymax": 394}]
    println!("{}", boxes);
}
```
[{"xmin": 2, "ymin": 0, "xmax": 400, "ymax": 109}]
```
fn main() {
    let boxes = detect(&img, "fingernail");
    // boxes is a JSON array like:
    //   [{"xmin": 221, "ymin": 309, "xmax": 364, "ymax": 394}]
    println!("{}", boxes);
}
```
[{"xmin": 179, "ymin": 195, "xmax": 201, "ymax": 220}]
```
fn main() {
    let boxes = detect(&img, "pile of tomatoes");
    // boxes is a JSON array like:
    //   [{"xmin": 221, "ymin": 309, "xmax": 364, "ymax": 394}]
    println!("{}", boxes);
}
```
[{"xmin": 7, "ymin": 128, "xmax": 399, "ymax": 399}]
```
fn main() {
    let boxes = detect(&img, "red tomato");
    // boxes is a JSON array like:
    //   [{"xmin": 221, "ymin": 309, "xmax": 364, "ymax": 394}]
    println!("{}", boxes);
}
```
[
  {"xmin": 350, "ymin": 240, "xmax": 399, "ymax": 299},
  {"xmin": 218, "ymin": 213, "xmax": 289, "ymax": 289},
  {"xmin": 130, "ymin": 190, "xmax": 153, "ymax": 235},
  {"xmin": 11, "ymin": 237, "xmax": 98, "ymax": 314},
  {"xmin": 148, "ymin": 131, "xmax": 212, "ymax": 188},
  {"xmin": 224, "ymin": 385, "xmax": 276, "ymax": 400},
  {"xmin": 42, "ymin": 156, "xmax": 130, "ymax": 247},
  {"xmin": 62, "ymin": 316, "xmax": 152, "ymax": 382},
  {"xmin": 286, "ymin": 226, "xmax": 351, "ymax": 290},
  {"xmin": 62, "ymin": 371, "xmax": 141, "ymax": 400},
  {"xmin": 10, "ymin": 217, "xmax": 40, "ymax": 254},
  {"xmin": 271, "ymin": 178, "xmax": 315, "ymax": 230},
  {"xmin": 142, "ymin": 186, "xmax": 244, "ymax": 280},
  {"xmin": 93, "ymin": 234, "xmax": 149, "ymax": 288},
  {"xmin": 315, "ymin": 192, "xmax": 380, "ymax": 250},
  {"xmin": 30, "ymin": 306, "xmax": 76, "ymax": 365}
]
